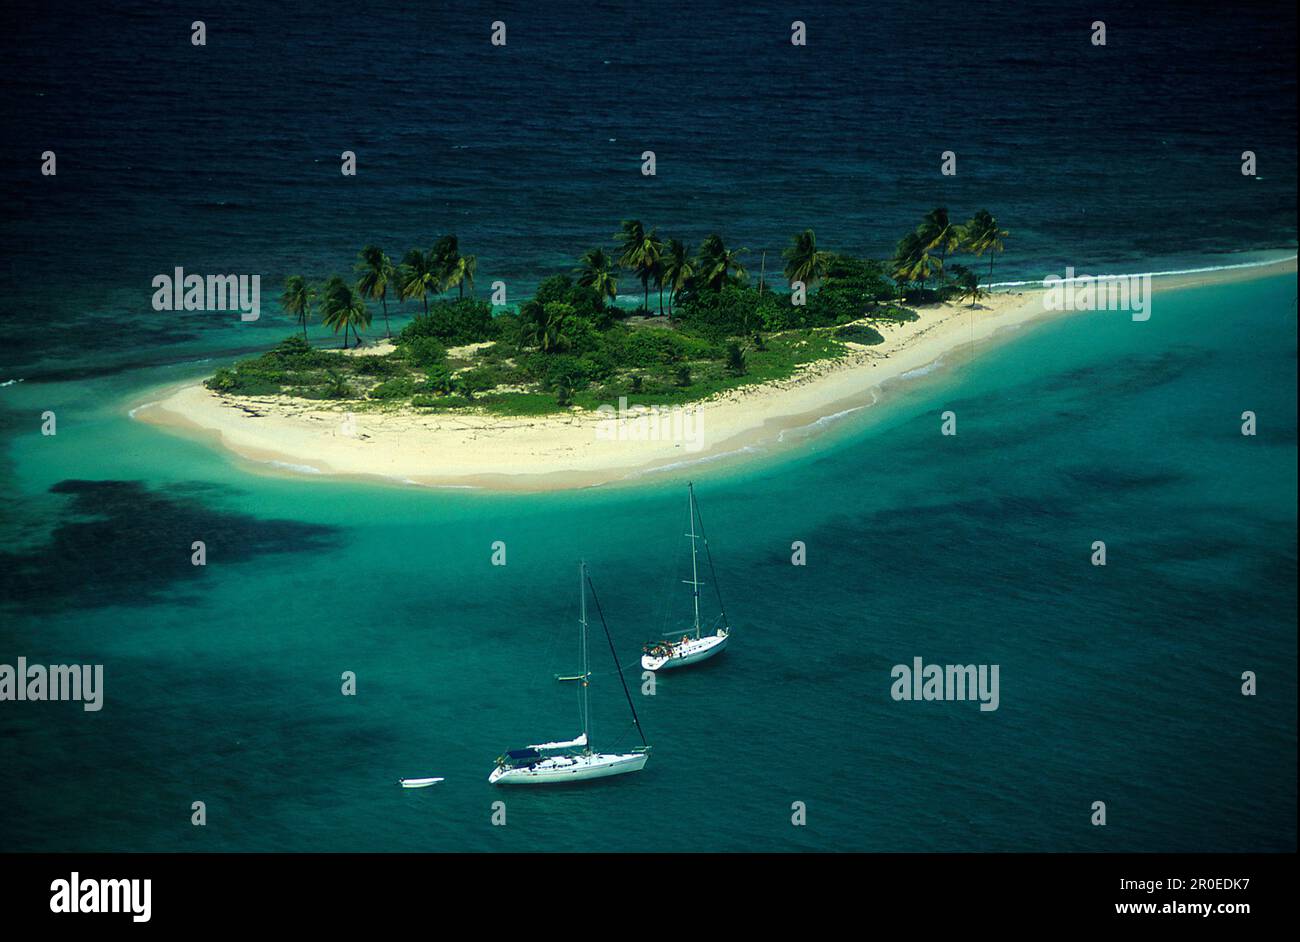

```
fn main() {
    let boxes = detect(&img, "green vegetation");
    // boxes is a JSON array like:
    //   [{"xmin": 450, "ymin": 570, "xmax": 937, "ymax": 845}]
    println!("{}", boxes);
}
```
[
  {"xmin": 215, "ymin": 212, "xmax": 1008, "ymax": 413},
  {"xmin": 206, "ymin": 319, "xmax": 846, "ymax": 414},
  {"xmin": 833, "ymin": 323, "xmax": 886, "ymax": 345}
]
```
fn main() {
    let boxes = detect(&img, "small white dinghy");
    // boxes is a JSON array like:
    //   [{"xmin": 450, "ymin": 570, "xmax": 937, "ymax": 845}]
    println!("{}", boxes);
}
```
[
  {"xmin": 491, "ymin": 562, "xmax": 651, "ymax": 786},
  {"xmin": 641, "ymin": 483, "xmax": 733, "ymax": 672},
  {"xmin": 399, "ymin": 777, "xmax": 444, "ymax": 788}
]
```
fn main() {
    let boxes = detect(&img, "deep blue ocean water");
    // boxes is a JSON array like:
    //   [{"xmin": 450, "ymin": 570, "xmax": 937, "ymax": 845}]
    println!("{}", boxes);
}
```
[{"xmin": 0, "ymin": 1, "xmax": 1295, "ymax": 852}]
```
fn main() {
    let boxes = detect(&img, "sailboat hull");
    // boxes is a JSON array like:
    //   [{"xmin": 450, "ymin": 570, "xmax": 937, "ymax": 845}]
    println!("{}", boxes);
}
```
[
  {"xmin": 641, "ymin": 630, "xmax": 729, "ymax": 672},
  {"xmin": 489, "ymin": 751, "xmax": 649, "ymax": 785}
]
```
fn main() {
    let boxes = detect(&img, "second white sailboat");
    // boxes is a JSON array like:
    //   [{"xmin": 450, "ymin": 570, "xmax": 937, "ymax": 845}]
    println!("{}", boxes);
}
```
[{"xmin": 641, "ymin": 482, "xmax": 733, "ymax": 672}]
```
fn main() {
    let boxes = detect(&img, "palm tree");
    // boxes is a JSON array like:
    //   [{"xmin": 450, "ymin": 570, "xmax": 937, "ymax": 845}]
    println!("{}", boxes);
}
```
[
  {"xmin": 320, "ymin": 276, "xmax": 371, "ymax": 349},
  {"xmin": 918, "ymin": 207, "xmax": 960, "ymax": 269},
  {"xmin": 431, "ymin": 235, "xmax": 477, "ymax": 299},
  {"xmin": 891, "ymin": 231, "xmax": 942, "ymax": 292},
  {"xmin": 782, "ymin": 229, "xmax": 831, "ymax": 289},
  {"xmin": 948, "ymin": 263, "xmax": 985, "ymax": 308},
  {"xmin": 574, "ymin": 247, "xmax": 619, "ymax": 310},
  {"xmin": 652, "ymin": 255, "xmax": 666, "ymax": 315},
  {"xmin": 660, "ymin": 239, "xmax": 695, "ymax": 316},
  {"xmin": 446, "ymin": 253, "xmax": 477, "ymax": 299},
  {"xmin": 961, "ymin": 210, "xmax": 1009, "ymax": 291},
  {"xmin": 695, "ymin": 234, "xmax": 748, "ymax": 291},
  {"xmin": 539, "ymin": 305, "xmax": 570, "ymax": 353},
  {"xmin": 399, "ymin": 248, "xmax": 439, "ymax": 317},
  {"xmin": 354, "ymin": 246, "xmax": 395, "ymax": 338},
  {"xmin": 615, "ymin": 220, "xmax": 664, "ymax": 313},
  {"xmin": 522, "ymin": 301, "xmax": 572, "ymax": 353},
  {"xmin": 350, "ymin": 283, "xmax": 374, "ymax": 344},
  {"xmin": 280, "ymin": 275, "xmax": 313, "ymax": 339}
]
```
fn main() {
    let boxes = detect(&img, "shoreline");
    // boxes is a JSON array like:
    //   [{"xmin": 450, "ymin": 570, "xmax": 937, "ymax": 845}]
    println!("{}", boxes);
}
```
[{"xmin": 132, "ymin": 256, "xmax": 1297, "ymax": 492}]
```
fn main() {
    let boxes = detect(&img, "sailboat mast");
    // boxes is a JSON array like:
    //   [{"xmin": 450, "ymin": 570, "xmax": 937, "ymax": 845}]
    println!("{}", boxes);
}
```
[
  {"xmin": 580, "ymin": 561, "xmax": 591, "ymax": 749},
  {"xmin": 693, "ymin": 487, "xmax": 732, "ymax": 633},
  {"xmin": 586, "ymin": 571, "xmax": 648, "ymax": 748},
  {"xmin": 688, "ymin": 483, "xmax": 701, "ymax": 639}
]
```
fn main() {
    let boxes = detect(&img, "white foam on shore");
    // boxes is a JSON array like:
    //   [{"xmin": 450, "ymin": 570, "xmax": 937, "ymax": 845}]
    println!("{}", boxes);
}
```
[
  {"xmin": 265, "ymin": 459, "xmax": 324, "ymax": 475},
  {"xmin": 986, "ymin": 254, "xmax": 1297, "ymax": 288},
  {"xmin": 643, "ymin": 391, "xmax": 882, "ymax": 473},
  {"xmin": 898, "ymin": 358, "xmax": 945, "ymax": 380},
  {"xmin": 777, "ymin": 403, "xmax": 869, "ymax": 442},
  {"xmin": 624, "ymin": 442, "xmax": 767, "ymax": 478}
]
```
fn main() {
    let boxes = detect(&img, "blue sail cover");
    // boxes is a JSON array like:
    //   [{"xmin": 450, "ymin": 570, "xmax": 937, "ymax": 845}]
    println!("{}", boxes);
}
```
[{"xmin": 506, "ymin": 748, "xmax": 541, "ymax": 761}]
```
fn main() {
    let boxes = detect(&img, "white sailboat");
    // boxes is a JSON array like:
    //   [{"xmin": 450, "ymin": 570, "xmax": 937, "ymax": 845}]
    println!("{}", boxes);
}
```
[
  {"xmin": 489, "ymin": 562, "xmax": 651, "ymax": 785},
  {"xmin": 641, "ymin": 483, "xmax": 732, "ymax": 672}
]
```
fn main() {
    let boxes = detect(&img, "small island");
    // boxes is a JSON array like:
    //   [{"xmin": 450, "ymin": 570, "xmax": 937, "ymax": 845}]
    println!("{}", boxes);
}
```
[{"xmin": 139, "ymin": 210, "xmax": 1038, "ymax": 488}]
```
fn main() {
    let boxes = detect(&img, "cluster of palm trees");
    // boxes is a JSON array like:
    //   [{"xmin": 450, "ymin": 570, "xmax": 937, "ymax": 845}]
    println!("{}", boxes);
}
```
[
  {"xmin": 280, "ymin": 237, "xmax": 478, "ymax": 349},
  {"xmin": 574, "ymin": 222, "xmax": 874, "ymax": 317},
  {"xmin": 279, "ymin": 214, "xmax": 1007, "ymax": 350},
  {"xmin": 398, "ymin": 235, "xmax": 477, "ymax": 317},
  {"xmin": 282, "ymin": 272, "xmax": 372, "ymax": 349},
  {"xmin": 891, "ymin": 208, "xmax": 1008, "ymax": 298},
  {"xmin": 574, "ymin": 221, "xmax": 750, "ymax": 317}
]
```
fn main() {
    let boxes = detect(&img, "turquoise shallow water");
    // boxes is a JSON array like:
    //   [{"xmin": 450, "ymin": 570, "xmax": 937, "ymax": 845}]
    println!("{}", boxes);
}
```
[{"xmin": 1, "ymin": 273, "xmax": 1294, "ymax": 852}]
